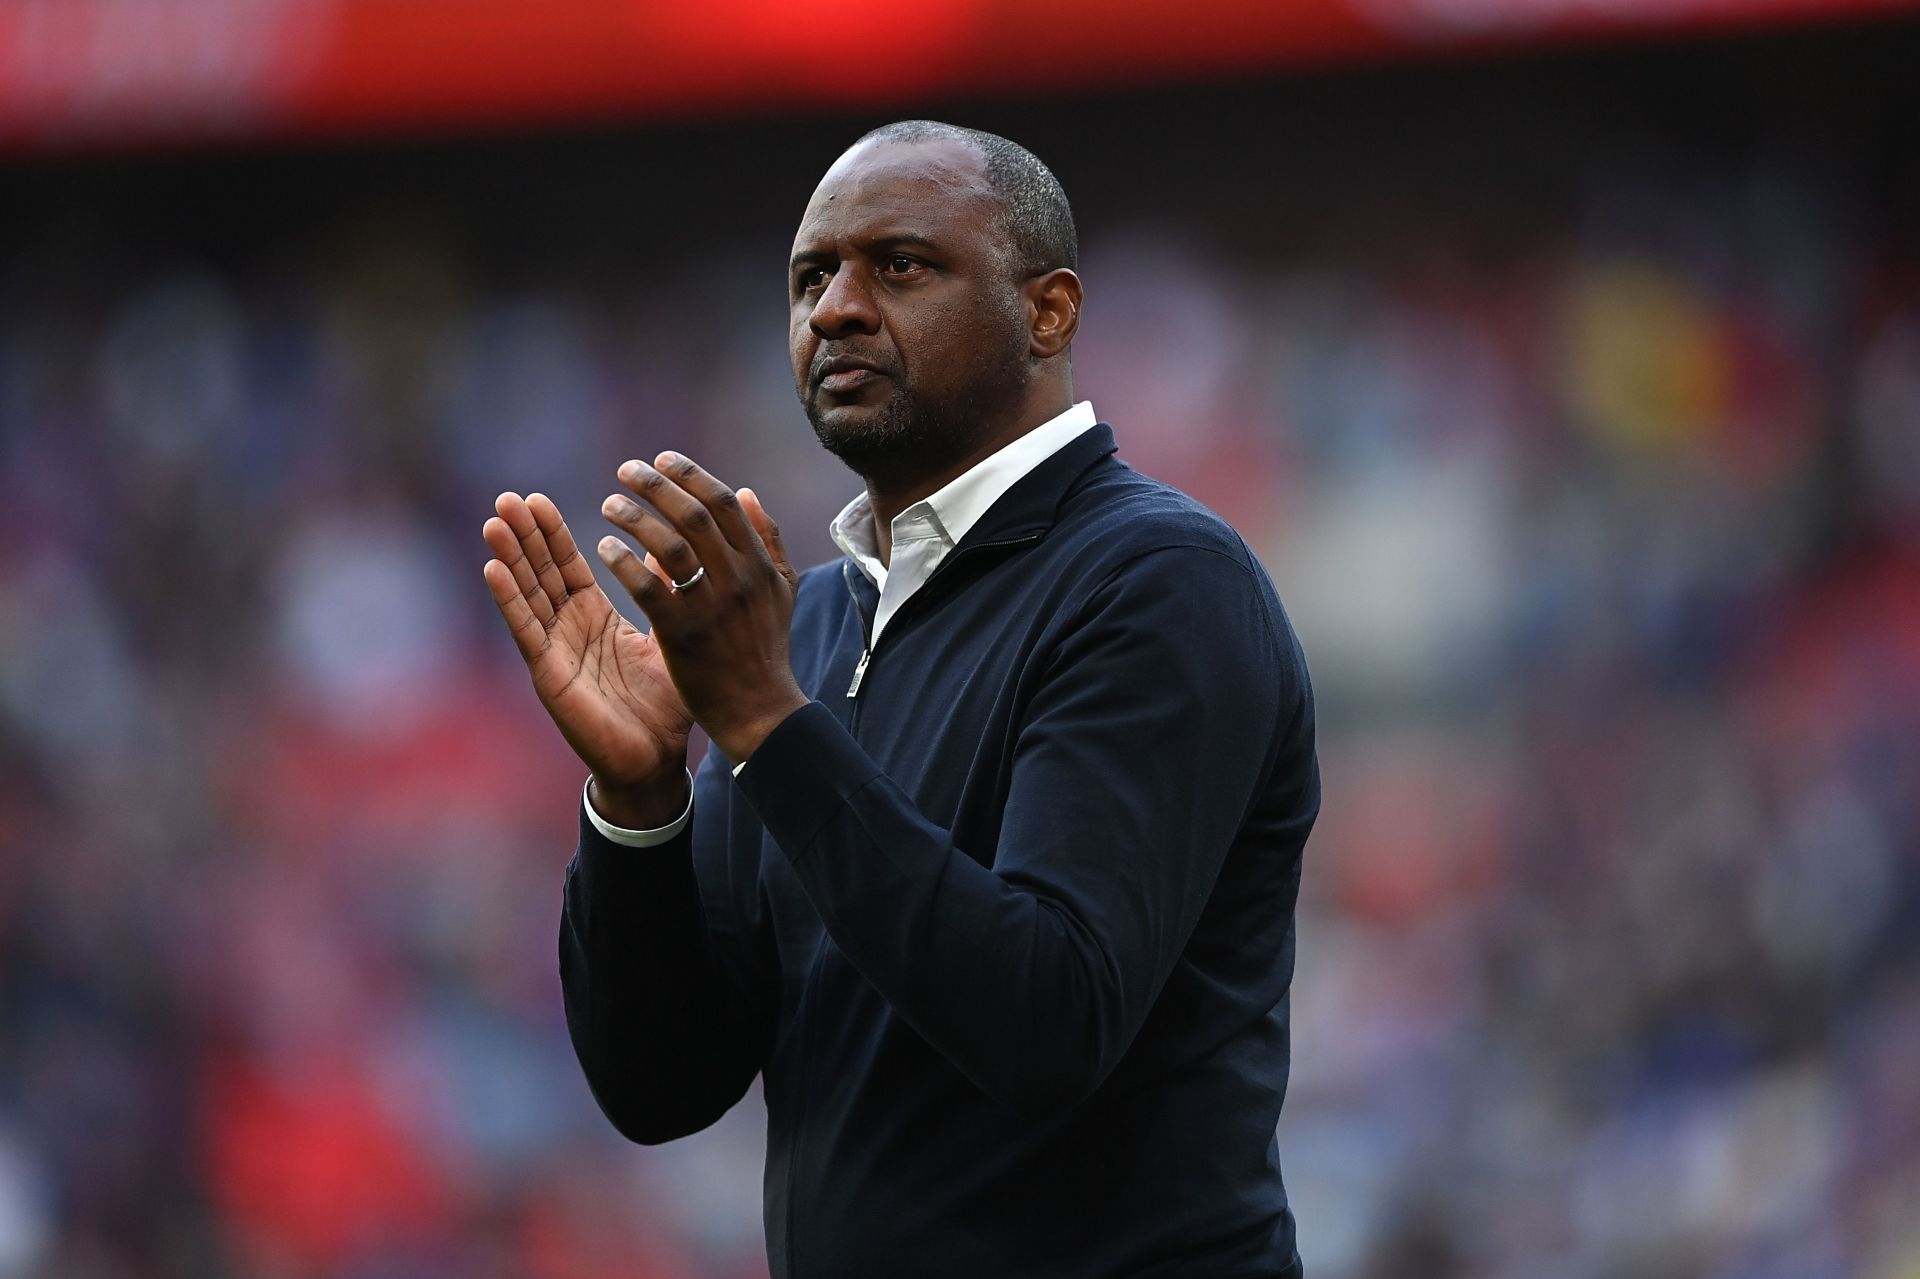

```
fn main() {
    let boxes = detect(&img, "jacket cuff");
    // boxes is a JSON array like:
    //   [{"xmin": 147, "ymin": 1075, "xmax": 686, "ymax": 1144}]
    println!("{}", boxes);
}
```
[{"xmin": 733, "ymin": 701, "xmax": 884, "ymax": 859}]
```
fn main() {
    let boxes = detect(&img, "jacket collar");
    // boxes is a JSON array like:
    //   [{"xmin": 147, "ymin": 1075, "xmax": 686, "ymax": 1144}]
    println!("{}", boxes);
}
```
[{"xmin": 948, "ymin": 422, "xmax": 1118, "ymax": 554}]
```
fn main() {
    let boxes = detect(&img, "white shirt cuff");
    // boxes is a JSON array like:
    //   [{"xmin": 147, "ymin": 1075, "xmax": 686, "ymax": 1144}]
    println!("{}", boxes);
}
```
[{"xmin": 582, "ymin": 771, "xmax": 694, "ymax": 847}]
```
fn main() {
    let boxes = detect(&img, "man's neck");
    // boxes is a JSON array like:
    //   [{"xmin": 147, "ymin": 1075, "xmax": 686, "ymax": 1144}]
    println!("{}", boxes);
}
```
[{"xmin": 866, "ymin": 392, "xmax": 1073, "ymax": 565}]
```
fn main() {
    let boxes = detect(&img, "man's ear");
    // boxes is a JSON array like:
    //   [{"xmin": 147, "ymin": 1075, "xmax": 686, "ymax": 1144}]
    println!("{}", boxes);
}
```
[{"xmin": 1026, "ymin": 268, "xmax": 1082, "ymax": 359}]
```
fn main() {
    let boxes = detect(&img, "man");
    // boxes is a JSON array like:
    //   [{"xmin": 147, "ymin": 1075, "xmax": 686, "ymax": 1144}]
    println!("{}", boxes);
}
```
[{"xmin": 481, "ymin": 121, "xmax": 1318, "ymax": 1277}]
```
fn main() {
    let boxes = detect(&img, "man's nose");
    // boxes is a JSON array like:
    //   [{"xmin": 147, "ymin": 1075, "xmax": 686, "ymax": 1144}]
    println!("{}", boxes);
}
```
[{"xmin": 809, "ymin": 268, "xmax": 881, "ymax": 340}]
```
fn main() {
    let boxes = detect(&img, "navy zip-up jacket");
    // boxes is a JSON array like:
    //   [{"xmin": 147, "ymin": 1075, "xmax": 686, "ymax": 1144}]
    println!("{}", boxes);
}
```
[{"xmin": 560, "ymin": 424, "xmax": 1318, "ymax": 1277}]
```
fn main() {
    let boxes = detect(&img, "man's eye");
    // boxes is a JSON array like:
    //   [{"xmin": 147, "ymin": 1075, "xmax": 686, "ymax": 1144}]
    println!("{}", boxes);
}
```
[
  {"xmin": 798, "ymin": 268, "xmax": 829, "ymax": 292},
  {"xmin": 883, "ymin": 255, "xmax": 919, "ymax": 275}
]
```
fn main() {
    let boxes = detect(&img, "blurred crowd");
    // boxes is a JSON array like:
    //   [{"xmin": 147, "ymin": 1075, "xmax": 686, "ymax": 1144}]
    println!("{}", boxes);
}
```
[{"xmin": 2, "ymin": 88, "xmax": 1918, "ymax": 1279}]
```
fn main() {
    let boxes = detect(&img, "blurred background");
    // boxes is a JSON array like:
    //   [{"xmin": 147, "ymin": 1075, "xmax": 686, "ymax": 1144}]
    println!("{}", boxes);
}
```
[{"xmin": 3, "ymin": 1, "xmax": 1919, "ymax": 1276}]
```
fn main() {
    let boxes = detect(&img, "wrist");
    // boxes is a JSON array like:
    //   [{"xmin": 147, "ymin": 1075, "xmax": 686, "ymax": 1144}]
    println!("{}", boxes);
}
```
[
  {"xmin": 709, "ymin": 694, "xmax": 810, "ymax": 767},
  {"xmin": 588, "ymin": 767, "xmax": 690, "ymax": 830}
]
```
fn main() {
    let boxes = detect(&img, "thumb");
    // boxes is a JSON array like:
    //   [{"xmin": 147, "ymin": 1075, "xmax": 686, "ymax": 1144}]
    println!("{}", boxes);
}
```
[{"xmin": 739, "ymin": 488, "xmax": 798, "ymax": 590}]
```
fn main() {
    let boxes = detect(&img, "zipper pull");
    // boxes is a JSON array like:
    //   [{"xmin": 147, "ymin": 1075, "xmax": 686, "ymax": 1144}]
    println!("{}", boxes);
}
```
[{"xmin": 846, "ymin": 649, "xmax": 871, "ymax": 698}]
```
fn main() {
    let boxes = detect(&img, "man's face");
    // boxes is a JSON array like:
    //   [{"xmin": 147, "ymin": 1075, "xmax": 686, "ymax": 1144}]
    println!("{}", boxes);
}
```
[{"xmin": 788, "ymin": 138, "xmax": 1032, "ymax": 482}]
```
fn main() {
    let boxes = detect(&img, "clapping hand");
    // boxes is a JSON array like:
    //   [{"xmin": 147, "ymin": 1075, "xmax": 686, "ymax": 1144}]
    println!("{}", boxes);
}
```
[
  {"xmin": 482, "ymin": 491, "xmax": 693, "ymax": 828},
  {"xmin": 484, "ymin": 455, "xmax": 807, "ymax": 826},
  {"xmin": 592, "ymin": 452, "xmax": 808, "ymax": 765}
]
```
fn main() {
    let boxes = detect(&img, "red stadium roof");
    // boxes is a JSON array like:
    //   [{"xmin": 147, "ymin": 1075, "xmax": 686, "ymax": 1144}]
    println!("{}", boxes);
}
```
[{"xmin": 0, "ymin": 0, "xmax": 1913, "ymax": 150}]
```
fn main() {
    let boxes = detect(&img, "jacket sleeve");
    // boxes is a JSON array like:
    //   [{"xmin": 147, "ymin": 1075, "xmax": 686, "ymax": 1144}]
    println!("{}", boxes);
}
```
[
  {"xmin": 559, "ymin": 746, "xmax": 772, "ymax": 1144},
  {"xmin": 734, "ymin": 544, "xmax": 1303, "ymax": 1117}
]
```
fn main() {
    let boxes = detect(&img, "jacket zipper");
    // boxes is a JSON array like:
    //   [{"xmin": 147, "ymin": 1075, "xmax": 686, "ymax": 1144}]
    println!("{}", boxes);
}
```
[
  {"xmin": 842, "ymin": 529, "xmax": 1044, "ymax": 703},
  {"xmin": 845, "ymin": 649, "xmax": 871, "ymax": 697},
  {"xmin": 791, "ymin": 528, "xmax": 1042, "ymax": 1268},
  {"xmin": 789, "ymin": 561, "xmax": 883, "ymax": 1275}
]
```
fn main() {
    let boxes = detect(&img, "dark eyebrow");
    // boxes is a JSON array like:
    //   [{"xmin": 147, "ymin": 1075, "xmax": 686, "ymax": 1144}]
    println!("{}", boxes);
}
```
[
  {"xmin": 865, "ymin": 234, "xmax": 942, "ymax": 257},
  {"xmin": 789, "ymin": 233, "xmax": 944, "ymax": 274}
]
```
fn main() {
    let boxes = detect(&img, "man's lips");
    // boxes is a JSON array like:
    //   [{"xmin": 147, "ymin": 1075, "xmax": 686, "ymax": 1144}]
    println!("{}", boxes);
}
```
[
  {"xmin": 820, "ymin": 366, "xmax": 884, "ymax": 393},
  {"xmin": 813, "ymin": 355, "xmax": 889, "ymax": 394}
]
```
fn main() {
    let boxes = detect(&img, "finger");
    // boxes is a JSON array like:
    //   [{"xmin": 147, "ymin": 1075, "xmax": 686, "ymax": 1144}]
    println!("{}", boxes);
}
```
[
  {"xmin": 483, "ymin": 507, "xmax": 555, "ymax": 625},
  {"xmin": 596, "ymin": 532, "xmax": 677, "ymax": 624},
  {"xmin": 642, "ymin": 552, "xmax": 676, "ymax": 590},
  {"xmin": 483, "ymin": 558, "xmax": 550, "ymax": 662},
  {"xmin": 497, "ymin": 491, "xmax": 570, "ymax": 613},
  {"xmin": 494, "ymin": 492, "xmax": 568, "ymax": 618},
  {"xmin": 652, "ymin": 452, "xmax": 763, "ymax": 557},
  {"xmin": 601, "ymin": 492, "xmax": 703, "ymax": 586},
  {"xmin": 617, "ymin": 453, "xmax": 755, "ymax": 568},
  {"xmin": 525, "ymin": 493, "xmax": 597, "ymax": 594},
  {"xmin": 740, "ymin": 488, "xmax": 798, "ymax": 590}
]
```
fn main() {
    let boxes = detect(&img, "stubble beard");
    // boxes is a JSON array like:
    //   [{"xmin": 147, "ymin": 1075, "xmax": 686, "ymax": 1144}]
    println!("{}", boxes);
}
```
[{"xmin": 804, "ymin": 332, "xmax": 1033, "ymax": 491}]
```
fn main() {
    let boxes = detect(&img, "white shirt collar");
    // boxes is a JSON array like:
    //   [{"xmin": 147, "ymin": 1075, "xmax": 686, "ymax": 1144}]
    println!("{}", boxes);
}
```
[{"xmin": 829, "ymin": 400, "xmax": 1097, "ymax": 639}]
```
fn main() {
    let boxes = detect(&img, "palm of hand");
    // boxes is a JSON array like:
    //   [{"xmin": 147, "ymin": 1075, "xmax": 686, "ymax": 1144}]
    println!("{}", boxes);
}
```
[
  {"xmin": 482, "ymin": 490, "xmax": 691, "ymax": 789},
  {"xmin": 532, "ymin": 587, "xmax": 690, "ymax": 781}
]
